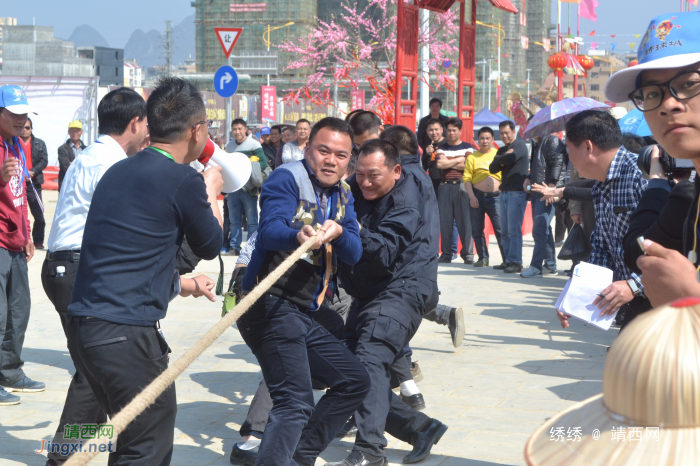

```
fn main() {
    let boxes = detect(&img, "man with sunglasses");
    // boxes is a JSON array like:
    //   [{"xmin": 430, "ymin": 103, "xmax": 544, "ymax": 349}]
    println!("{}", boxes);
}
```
[
  {"xmin": 605, "ymin": 12, "xmax": 700, "ymax": 308},
  {"xmin": 20, "ymin": 118, "xmax": 48, "ymax": 250}
]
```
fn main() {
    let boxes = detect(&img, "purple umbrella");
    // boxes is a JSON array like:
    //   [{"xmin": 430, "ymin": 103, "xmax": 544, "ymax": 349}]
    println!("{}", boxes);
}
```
[{"xmin": 523, "ymin": 97, "xmax": 610, "ymax": 139}]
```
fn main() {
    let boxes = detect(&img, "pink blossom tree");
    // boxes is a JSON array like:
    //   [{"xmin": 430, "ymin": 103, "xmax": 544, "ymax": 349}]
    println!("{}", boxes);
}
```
[{"xmin": 278, "ymin": 0, "xmax": 460, "ymax": 123}]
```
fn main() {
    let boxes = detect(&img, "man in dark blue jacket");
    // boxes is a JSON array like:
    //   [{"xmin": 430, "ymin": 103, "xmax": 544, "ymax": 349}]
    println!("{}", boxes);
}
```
[
  {"xmin": 330, "ymin": 139, "xmax": 446, "ymax": 466},
  {"xmin": 239, "ymin": 117, "xmax": 369, "ymax": 466},
  {"xmin": 66, "ymin": 78, "xmax": 224, "ymax": 465}
]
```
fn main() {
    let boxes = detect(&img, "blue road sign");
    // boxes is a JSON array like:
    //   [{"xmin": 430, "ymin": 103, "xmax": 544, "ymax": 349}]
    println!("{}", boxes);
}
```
[{"xmin": 214, "ymin": 65, "xmax": 238, "ymax": 98}]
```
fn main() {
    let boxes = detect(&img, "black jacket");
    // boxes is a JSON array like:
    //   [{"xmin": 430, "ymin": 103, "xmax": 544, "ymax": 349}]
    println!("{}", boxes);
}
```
[
  {"xmin": 489, "ymin": 138, "xmax": 529, "ymax": 192},
  {"xmin": 58, "ymin": 139, "xmax": 87, "ymax": 190},
  {"xmin": 262, "ymin": 142, "xmax": 278, "ymax": 169},
  {"xmin": 421, "ymin": 137, "xmax": 446, "ymax": 181},
  {"xmin": 27, "ymin": 135, "xmax": 48, "ymax": 185},
  {"xmin": 340, "ymin": 172, "xmax": 426, "ymax": 320},
  {"xmin": 528, "ymin": 135, "xmax": 567, "ymax": 197},
  {"xmin": 623, "ymin": 179, "xmax": 695, "ymax": 275},
  {"xmin": 416, "ymin": 113, "xmax": 449, "ymax": 149},
  {"xmin": 400, "ymin": 153, "xmax": 440, "ymax": 301}
]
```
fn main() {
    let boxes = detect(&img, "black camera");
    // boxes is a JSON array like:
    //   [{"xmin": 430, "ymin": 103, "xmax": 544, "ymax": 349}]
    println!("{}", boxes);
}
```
[{"xmin": 637, "ymin": 144, "xmax": 694, "ymax": 181}]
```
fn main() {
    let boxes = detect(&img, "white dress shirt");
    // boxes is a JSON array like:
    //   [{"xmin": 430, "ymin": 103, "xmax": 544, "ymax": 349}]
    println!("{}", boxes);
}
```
[{"xmin": 48, "ymin": 134, "xmax": 127, "ymax": 252}]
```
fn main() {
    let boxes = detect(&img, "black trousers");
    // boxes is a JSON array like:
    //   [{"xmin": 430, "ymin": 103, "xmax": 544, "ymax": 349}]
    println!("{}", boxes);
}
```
[
  {"xmin": 238, "ymin": 294, "xmax": 370, "ymax": 466},
  {"xmin": 26, "ymin": 183, "xmax": 45, "ymax": 245},
  {"xmin": 344, "ymin": 286, "xmax": 430, "ymax": 457},
  {"xmin": 67, "ymin": 317, "xmax": 176, "ymax": 466},
  {"xmin": 438, "ymin": 182, "xmax": 474, "ymax": 259},
  {"xmin": 41, "ymin": 257, "xmax": 108, "ymax": 464},
  {"xmin": 238, "ymin": 303, "xmax": 346, "ymax": 438}
]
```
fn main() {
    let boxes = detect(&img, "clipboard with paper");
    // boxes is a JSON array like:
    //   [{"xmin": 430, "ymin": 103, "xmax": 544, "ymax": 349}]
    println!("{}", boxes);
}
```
[{"xmin": 555, "ymin": 262, "xmax": 616, "ymax": 331}]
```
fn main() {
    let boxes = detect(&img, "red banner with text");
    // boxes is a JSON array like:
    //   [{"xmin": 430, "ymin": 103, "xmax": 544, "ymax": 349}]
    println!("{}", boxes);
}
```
[
  {"xmin": 261, "ymin": 86, "xmax": 277, "ymax": 123},
  {"xmin": 350, "ymin": 90, "xmax": 366, "ymax": 111}
]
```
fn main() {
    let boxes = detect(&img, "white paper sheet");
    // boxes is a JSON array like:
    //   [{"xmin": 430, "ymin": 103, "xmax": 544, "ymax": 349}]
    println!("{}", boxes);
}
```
[{"xmin": 557, "ymin": 262, "xmax": 616, "ymax": 330}]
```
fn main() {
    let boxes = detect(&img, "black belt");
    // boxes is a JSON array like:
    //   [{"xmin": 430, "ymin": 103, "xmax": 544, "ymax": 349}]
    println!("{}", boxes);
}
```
[
  {"xmin": 442, "ymin": 180, "xmax": 461, "ymax": 185},
  {"xmin": 46, "ymin": 250, "xmax": 81, "ymax": 262},
  {"xmin": 473, "ymin": 188, "xmax": 501, "ymax": 198}
]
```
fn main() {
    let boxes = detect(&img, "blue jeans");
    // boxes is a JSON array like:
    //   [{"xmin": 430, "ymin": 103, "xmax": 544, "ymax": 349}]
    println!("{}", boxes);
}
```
[
  {"xmin": 238, "ymin": 294, "xmax": 370, "ymax": 465},
  {"xmin": 530, "ymin": 198, "xmax": 556, "ymax": 271},
  {"xmin": 228, "ymin": 190, "xmax": 259, "ymax": 251},
  {"xmin": 500, "ymin": 191, "xmax": 528, "ymax": 265},
  {"xmin": 470, "ymin": 190, "xmax": 504, "ymax": 261}
]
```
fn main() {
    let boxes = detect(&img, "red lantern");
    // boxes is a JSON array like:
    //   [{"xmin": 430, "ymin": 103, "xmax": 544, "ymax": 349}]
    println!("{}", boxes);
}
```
[
  {"xmin": 577, "ymin": 55, "xmax": 594, "ymax": 71},
  {"xmin": 628, "ymin": 59, "xmax": 639, "ymax": 67},
  {"xmin": 548, "ymin": 53, "xmax": 567, "ymax": 71}
]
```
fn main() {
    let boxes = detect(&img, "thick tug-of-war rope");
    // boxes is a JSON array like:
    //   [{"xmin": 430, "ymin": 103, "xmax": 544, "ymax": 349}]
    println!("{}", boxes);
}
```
[{"xmin": 64, "ymin": 235, "xmax": 319, "ymax": 466}]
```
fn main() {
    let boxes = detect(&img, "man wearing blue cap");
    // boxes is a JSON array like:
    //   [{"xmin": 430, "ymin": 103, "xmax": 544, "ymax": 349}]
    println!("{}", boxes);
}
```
[
  {"xmin": 604, "ymin": 12, "xmax": 700, "ymax": 308},
  {"xmin": 259, "ymin": 126, "xmax": 276, "ymax": 168},
  {"xmin": 0, "ymin": 85, "xmax": 45, "ymax": 406}
]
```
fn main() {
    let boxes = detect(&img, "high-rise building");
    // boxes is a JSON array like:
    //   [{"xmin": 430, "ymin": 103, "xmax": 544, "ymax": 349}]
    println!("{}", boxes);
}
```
[
  {"xmin": 78, "ymin": 47, "xmax": 125, "ymax": 86},
  {"xmin": 3, "ymin": 25, "xmax": 93, "ymax": 77},
  {"xmin": 192, "ymin": 0, "xmax": 316, "ymax": 79},
  {"xmin": 474, "ymin": 0, "xmax": 551, "ymax": 112}
]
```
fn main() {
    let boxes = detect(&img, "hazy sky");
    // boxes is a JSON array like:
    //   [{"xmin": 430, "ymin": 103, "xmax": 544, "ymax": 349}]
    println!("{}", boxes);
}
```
[{"xmin": 3, "ymin": 1, "xmax": 694, "ymax": 50}]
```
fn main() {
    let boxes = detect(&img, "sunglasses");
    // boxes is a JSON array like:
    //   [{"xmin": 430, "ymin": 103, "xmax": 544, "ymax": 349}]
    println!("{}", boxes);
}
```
[
  {"xmin": 23, "ymin": 126, "xmax": 31, "ymax": 130},
  {"xmin": 192, "ymin": 120, "xmax": 208, "ymax": 130},
  {"xmin": 629, "ymin": 71, "xmax": 700, "ymax": 112}
]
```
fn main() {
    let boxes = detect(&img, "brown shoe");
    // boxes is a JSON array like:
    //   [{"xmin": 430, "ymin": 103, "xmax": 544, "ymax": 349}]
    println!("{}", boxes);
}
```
[
  {"xmin": 410, "ymin": 362, "xmax": 423, "ymax": 383},
  {"xmin": 34, "ymin": 243, "xmax": 45, "ymax": 250}
]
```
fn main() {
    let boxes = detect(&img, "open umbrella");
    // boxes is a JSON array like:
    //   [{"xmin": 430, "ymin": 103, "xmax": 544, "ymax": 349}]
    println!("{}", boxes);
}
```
[
  {"xmin": 618, "ymin": 108, "xmax": 652, "ymax": 137},
  {"xmin": 523, "ymin": 97, "xmax": 610, "ymax": 139}
]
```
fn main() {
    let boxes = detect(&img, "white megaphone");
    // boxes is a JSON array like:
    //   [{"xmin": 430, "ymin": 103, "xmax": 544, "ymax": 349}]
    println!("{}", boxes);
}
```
[{"xmin": 198, "ymin": 138, "xmax": 252, "ymax": 193}]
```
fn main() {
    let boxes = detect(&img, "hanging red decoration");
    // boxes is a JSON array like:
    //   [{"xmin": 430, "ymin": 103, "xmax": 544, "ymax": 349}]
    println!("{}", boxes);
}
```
[
  {"xmin": 628, "ymin": 59, "xmax": 639, "ymax": 67},
  {"xmin": 547, "ymin": 53, "xmax": 567, "ymax": 71},
  {"xmin": 577, "ymin": 55, "xmax": 594, "ymax": 71}
]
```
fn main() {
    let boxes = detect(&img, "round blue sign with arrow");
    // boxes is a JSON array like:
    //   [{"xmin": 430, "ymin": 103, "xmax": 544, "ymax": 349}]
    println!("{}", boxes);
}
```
[{"xmin": 214, "ymin": 65, "xmax": 238, "ymax": 98}]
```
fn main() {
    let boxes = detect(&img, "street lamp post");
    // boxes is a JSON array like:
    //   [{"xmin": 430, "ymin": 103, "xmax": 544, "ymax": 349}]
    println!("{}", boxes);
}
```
[
  {"xmin": 526, "ymin": 68, "xmax": 531, "ymax": 107},
  {"xmin": 476, "ymin": 59, "xmax": 486, "ymax": 110},
  {"xmin": 263, "ymin": 22, "xmax": 294, "ymax": 87},
  {"xmin": 488, "ymin": 59, "xmax": 493, "ymax": 110}
]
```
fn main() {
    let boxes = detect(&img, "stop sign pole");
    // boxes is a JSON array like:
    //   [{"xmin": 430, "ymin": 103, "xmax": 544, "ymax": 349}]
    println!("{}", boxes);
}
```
[{"xmin": 214, "ymin": 27, "xmax": 243, "ymax": 144}]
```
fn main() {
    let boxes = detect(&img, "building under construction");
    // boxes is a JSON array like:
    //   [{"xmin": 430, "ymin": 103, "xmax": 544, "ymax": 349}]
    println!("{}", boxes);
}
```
[{"xmin": 474, "ymin": 0, "xmax": 552, "ymax": 113}]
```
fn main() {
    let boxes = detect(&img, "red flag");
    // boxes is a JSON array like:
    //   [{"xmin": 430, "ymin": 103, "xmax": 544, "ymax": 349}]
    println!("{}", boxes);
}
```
[
  {"xmin": 588, "ymin": 30, "xmax": 595, "ymax": 36},
  {"xmin": 610, "ymin": 35, "xmax": 616, "ymax": 38},
  {"xmin": 580, "ymin": 0, "xmax": 599, "ymax": 22}
]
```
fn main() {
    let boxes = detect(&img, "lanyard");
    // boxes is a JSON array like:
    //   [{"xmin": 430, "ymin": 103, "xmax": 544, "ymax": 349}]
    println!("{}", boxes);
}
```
[
  {"xmin": 3, "ymin": 138, "xmax": 44, "ymax": 212},
  {"xmin": 151, "ymin": 147, "xmax": 175, "ymax": 162}
]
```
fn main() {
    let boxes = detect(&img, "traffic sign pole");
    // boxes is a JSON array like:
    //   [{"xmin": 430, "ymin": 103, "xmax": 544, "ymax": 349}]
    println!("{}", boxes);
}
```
[
  {"xmin": 226, "ymin": 56, "xmax": 232, "ymax": 144},
  {"xmin": 213, "ymin": 27, "xmax": 243, "ymax": 145}
]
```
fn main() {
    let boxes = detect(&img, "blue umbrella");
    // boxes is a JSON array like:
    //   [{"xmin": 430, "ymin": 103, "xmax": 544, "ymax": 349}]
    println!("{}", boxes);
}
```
[{"xmin": 618, "ymin": 108, "xmax": 652, "ymax": 137}]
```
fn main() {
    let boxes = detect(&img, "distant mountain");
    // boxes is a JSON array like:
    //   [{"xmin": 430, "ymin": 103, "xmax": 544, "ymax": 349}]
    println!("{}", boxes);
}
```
[
  {"xmin": 124, "ymin": 14, "xmax": 195, "ymax": 70},
  {"xmin": 68, "ymin": 25, "xmax": 110, "ymax": 48}
]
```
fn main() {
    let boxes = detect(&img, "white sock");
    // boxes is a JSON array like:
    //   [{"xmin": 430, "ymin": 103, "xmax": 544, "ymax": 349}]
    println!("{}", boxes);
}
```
[
  {"xmin": 236, "ymin": 437, "xmax": 261, "ymax": 450},
  {"xmin": 400, "ymin": 380, "xmax": 421, "ymax": 397}
]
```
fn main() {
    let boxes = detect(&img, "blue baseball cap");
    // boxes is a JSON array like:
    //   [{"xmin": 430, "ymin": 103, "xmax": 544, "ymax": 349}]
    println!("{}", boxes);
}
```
[
  {"xmin": 0, "ymin": 85, "xmax": 34, "ymax": 115},
  {"xmin": 260, "ymin": 127, "xmax": 271, "ymax": 135},
  {"xmin": 605, "ymin": 11, "xmax": 700, "ymax": 103}
]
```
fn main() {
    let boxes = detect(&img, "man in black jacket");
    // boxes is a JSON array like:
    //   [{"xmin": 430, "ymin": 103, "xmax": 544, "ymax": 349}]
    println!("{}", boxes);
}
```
[
  {"xmin": 20, "ymin": 118, "xmax": 47, "ymax": 249},
  {"xmin": 416, "ymin": 98, "xmax": 449, "ymax": 149},
  {"xmin": 332, "ymin": 139, "xmax": 447, "ymax": 466},
  {"xmin": 521, "ymin": 133, "xmax": 567, "ymax": 278},
  {"xmin": 489, "ymin": 121, "xmax": 530, "ymax": 273},
  {"xmin": 420, "ymin": 118, "xmax": 446, "ymax": 196},
  {"xmin": 57, "ymin": 120, "xmax": 86, "ymax": 190}
]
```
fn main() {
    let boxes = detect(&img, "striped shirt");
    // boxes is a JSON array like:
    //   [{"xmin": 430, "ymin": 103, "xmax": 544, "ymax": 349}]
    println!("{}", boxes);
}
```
[{"xmin": 437, "ymin": 141, "xmax": 474, "ymax": 181}]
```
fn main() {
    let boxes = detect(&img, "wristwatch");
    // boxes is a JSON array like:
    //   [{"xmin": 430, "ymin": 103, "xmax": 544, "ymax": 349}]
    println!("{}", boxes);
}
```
[{"xmin": 626, "ymin": 278, "xmax": 642, "ymax": 297}]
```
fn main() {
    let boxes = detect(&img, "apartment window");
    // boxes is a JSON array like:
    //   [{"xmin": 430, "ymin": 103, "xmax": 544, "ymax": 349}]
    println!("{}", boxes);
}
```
[
  {"xmin": 96, "ymin": 66, "xmax": 100, "ymax": 75},
  {"xmin": 591, "ymin": 84, "xmax": 600, "ymax": 91},
  {"xmin": 115, "ymin": 67, "xmax": 119, "ymax": 76},
  {"xmin": 591, "ymin": 72, "xmax": 599, "ymax": 79},
  {"xmin": 578, "ymin": 84, "xmax": 582, "ymax": 91},
  {"xmin": 115, "ymin": 51, "xmax": 119, "ymax": 60}
]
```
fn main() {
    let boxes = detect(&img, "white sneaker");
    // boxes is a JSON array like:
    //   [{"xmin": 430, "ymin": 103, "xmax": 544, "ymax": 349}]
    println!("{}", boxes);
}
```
[
  {"xmin": 520, "ymin": 266, "xmax": 543, "ymax": 278},
  {"xmin": 543, "ymin": 266, "xmax": 558, "ymax": 276}
]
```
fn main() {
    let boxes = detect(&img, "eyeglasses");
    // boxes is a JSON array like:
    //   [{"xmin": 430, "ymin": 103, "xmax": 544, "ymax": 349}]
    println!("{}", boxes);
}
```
[
  {"xmin": 192, "ymin": 120, "xmax": 207, "ymax": 130},
  {"xmin": 23, "ymin": 126, "xmax": 31, "ymax": 130},
  {"xmin": 629, "ymin": 71, "xmax": 700, "ymax": 112}
]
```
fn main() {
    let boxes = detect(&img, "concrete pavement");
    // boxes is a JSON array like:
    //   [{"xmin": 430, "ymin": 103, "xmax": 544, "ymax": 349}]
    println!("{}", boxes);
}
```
[{"xmin": 0, "ymin": 190, "xmax": 617, "ymax": 465}]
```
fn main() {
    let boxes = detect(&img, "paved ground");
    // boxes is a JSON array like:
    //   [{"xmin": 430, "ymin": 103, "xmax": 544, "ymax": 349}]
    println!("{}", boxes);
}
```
[{"xmin": 1, "ymin": 190, "xmax": 618, "ymax": 465}]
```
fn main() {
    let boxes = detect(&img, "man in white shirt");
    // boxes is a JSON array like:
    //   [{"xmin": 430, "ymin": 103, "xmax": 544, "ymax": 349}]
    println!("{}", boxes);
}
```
[{"xmin": 280, "ymin": 118, "xmax": 311, "ymax": 165}]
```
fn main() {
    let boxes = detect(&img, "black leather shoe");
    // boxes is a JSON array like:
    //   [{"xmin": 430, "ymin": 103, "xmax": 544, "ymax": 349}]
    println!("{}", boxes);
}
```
[
  {"xmin": 325, "ymin": 450, "xmax": 388, "ymax": 466},
  {"xmin": 400, "ymin": 393, "xmax": 426, "ymax": 411},
  {"xmin": 448, "ymin": 307, "xmax": 464, "ymax": 348},
  {"xmin": 463, "ymin": 256, "xmax": 475, "ymax": 264},
  {"xmin": 230, "ymin": 443, "xmax": 258, "ymax": 465},
  {"xmin": 493, "ymin": 262, "xmax": 508, "ymax": 270},
  {"xmin": 403, "ymin": 419, "xmax": 448, "ymax": 464},
  {"xmin": 336, "ymin": 417, "xmax": 358, "ymax": 438},
  {"xmin": 437, "ymin": 255, "xmax": 452, "ymax": 263}
]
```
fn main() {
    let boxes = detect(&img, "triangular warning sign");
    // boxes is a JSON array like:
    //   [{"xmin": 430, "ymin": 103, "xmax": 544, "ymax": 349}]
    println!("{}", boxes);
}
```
[{"xmin": 214, "ymin": 27, "xmax": 243, "ymax": 59}]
